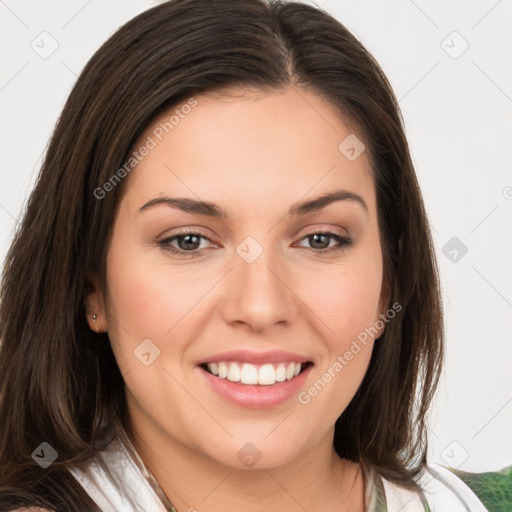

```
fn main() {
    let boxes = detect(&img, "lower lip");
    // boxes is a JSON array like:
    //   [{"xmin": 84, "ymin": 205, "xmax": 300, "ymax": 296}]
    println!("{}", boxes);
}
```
[{"xmin": 198, "ymin": 365, "xmax": 313, "ymax": 409}]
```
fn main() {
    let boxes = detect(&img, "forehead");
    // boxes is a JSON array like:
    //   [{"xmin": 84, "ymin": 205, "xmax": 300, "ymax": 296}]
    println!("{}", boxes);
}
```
[{"xmin": 120, "ymin": 86, "xmax": 375, "ymax": 216}]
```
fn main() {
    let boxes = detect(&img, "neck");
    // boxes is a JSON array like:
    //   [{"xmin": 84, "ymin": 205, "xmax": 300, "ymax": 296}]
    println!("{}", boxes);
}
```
[{"xmin": 123, "ymin": 412, "xmax": 365, "ymax": 512}]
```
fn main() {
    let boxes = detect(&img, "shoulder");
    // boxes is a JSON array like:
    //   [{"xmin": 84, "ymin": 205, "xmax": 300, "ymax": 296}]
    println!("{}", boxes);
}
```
[
  {"xmin": 419, "ymin": 463, "xmax": 488, "ymax": 511},
  {"xmin": 381, "ymin": 463, "xmax": 488, "ymax": 511}
]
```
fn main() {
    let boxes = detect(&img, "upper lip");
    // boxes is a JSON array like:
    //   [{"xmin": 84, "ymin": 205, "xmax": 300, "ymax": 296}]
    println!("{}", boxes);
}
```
[{"xmin": 197, "ymin": 350, "xmax": 313, "ymax": 365}]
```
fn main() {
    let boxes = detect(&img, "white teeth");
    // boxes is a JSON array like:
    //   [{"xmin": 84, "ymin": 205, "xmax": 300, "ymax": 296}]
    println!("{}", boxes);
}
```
[
  {"xmin": 258, "ymin": 364, "xmax": 275, "ymax": 385},
  {"xmin": 227, "ymin": 362, "xmax": 241, "ymax": 382},
  {"xmin": 209, "ymin": 362, "xmax": 219, "ymax": 376},
  {"xmin": 275, "ymin": 363, "xmax": 287, "ymax": 382},
  {"xmin": 240, "ymin": 363, "xmax": 258, "ymax": 384},
  {"xmin": 205, "ymin": 361, "xmax": 306, "ymax": 385},
  {"xmin": 218, "ymin": 362, "xmax": 228, "ymax": 379}
]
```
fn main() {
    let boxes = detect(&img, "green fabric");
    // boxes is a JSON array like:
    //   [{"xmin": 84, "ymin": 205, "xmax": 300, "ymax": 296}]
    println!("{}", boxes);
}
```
[{"xmin": 449, "ymin": 465, "xmax": 512, "ymax": 512}]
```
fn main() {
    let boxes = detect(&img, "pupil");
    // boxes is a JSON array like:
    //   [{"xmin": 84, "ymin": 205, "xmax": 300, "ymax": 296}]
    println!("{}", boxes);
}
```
[
  {"xmin": 310, "ymin": 234, "xmax": 329, "ymax": 249},
  {"xmin": 179, "ymin": 234, "xmax": 200, "ymax": 250}
]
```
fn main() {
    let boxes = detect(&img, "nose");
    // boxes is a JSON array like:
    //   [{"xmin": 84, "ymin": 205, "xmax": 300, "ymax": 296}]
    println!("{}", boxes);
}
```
[{"xmin": 220, "ymin": 244, "xmax": 298, "ymax": 333}]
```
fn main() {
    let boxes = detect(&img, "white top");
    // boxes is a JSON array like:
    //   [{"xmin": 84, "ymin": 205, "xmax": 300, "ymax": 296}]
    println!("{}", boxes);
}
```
[{"xmin": 68, "ymin": 433, "xmax": 488, "ymax": 512}]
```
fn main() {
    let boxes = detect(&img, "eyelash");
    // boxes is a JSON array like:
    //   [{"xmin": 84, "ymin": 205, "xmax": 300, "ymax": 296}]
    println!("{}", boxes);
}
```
[{"xmin": 158, "ymin": 229, "xmax": 353, "ymax": 257}]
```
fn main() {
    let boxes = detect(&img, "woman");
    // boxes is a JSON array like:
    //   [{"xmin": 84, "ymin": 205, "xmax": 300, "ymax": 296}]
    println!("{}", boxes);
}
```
[{"xmin": 0, "ymin": 0, "xmax": 487, "ymax": 510}]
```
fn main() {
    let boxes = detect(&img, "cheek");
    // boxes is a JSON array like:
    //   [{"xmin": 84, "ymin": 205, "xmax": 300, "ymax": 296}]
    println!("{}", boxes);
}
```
[
  {"xmin": 103, "ymin": 244, "xmax": 185, "ymax": 378},
  {"xmin": 297, "ymin": 263, "xmax": 381, "ymax": 422},
  {"xmin": 105, "ymin": 245, "xmax": 205, "ymax": 340},
  {"xmin": 103, "ymin": 247, "xmax": 202, "ymax": 426},
  {"xmin": 296, "ymin": 247, "xmax": 383, "ymax": 412},
  {"xmin": 302, "ymin": 256, "xmax": 383, "ymax": 344}
]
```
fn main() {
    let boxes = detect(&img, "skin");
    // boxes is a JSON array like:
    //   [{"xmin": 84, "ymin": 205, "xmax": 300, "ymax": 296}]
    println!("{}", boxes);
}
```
[{"xmin": 86, "ymin": 85, "xmax": 388, "ymax": 512}]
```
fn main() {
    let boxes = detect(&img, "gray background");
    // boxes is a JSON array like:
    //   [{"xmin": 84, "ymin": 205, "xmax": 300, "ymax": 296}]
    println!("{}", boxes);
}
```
[{"xmin": 1, "ymin": 0, "xmax": 511, "ymax": 472}]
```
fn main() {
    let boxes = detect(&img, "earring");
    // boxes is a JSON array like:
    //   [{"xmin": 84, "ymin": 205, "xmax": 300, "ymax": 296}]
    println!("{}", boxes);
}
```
[{"xmin": 92, "ymin": 313, "xmax": 100, "ymax": 334}]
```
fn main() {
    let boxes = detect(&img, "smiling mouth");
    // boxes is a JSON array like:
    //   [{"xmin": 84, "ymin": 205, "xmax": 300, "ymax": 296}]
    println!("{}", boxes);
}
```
[{"xmin": 200, "ymin": 361, "xmax": 314, "ymax": 386}]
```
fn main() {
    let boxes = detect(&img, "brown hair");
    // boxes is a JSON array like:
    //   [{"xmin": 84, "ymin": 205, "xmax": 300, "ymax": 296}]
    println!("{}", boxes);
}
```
[{"xmin": 0, "ymin": 0, "xmax": 443, "ymax": 509}]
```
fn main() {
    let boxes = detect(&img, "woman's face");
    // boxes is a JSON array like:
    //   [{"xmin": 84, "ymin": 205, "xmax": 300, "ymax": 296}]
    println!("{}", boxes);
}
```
[{"xmin": 87, "ymin": 85, "xmax": 387, "ymax": 469}]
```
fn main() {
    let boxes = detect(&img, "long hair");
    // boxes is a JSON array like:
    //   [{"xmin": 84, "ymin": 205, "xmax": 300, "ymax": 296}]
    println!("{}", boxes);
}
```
[{"xmin": 0, "ymin": 0, "xmax": 443, "ymax": 509}]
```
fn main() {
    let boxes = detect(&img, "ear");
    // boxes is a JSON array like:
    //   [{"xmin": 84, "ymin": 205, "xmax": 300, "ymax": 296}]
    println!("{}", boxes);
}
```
[{"xmin": 84, "ymin": 273, "xmax": 107, "ymax": 333}]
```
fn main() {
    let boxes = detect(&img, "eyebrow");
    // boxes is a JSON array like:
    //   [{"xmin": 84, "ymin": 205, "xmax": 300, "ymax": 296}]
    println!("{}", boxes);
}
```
[{"xmin": 138, "ymin": 189, "xmax": 368, "ymax": 218}]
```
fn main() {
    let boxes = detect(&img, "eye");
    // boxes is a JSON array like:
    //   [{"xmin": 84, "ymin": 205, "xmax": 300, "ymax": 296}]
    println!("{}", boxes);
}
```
[
  {"xmin": 158, "ymin": 229, "xmax": 353, "ymax": 257},
  {"xmin": 296, "ymin": 231, "xmax": 353, "ymax": 252},
  {"xmin": 158, "ymin": 231, "xmax": 217, "ymax": 256}
]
